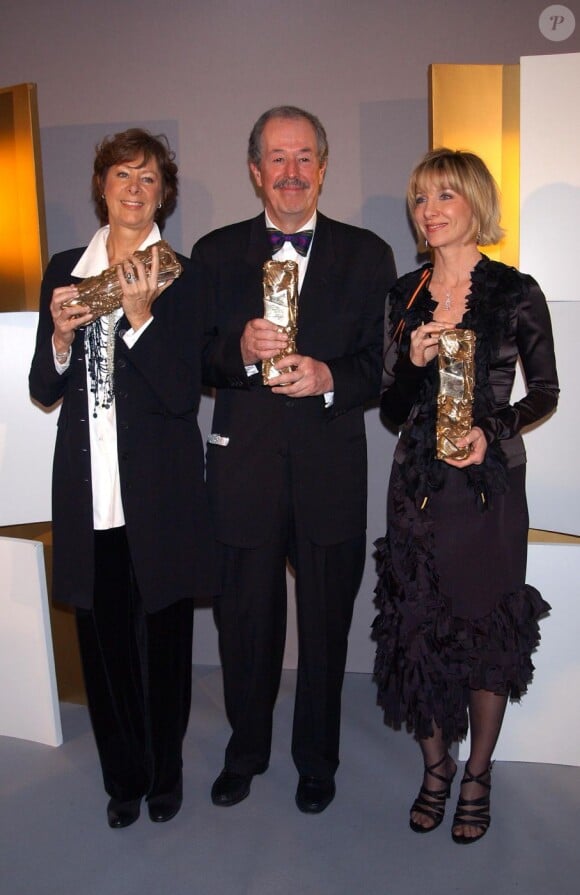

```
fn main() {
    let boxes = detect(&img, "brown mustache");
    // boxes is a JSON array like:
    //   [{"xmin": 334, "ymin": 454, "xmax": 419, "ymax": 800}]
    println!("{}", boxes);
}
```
[{"xmin": 274, "ymin": 176, "xmax": 309, "ymax": 190}]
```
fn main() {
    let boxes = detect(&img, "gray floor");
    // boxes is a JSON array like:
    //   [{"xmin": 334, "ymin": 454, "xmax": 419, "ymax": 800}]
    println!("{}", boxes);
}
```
[{"xmin": 1, "ymin": 667, "xmax": 579, "ymax": 895}]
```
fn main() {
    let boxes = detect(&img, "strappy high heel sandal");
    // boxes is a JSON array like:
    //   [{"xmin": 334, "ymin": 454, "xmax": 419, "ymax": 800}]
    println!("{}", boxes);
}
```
[
  {"xmin": 451, "ymin": 763, "xmax": 492, "ymax": 844},
  {"xmin": 409, "ymin": 754, "xmax": 457, "ymax": 833}
]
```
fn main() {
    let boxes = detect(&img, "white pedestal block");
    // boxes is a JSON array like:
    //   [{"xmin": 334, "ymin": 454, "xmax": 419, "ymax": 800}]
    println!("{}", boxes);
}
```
[
  {"xmin": 0, "ymin": 537, "xmax": 62, "ymax": 746},
  {"xmin": 459, "ymin": 543, "xmax": 580, "ymax": 767}
]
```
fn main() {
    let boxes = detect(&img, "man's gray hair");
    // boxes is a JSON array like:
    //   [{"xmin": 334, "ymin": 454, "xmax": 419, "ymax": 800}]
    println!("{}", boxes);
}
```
[{"xmin": 248, "ymin": 106, "xmax": 329, "ymax": 167}]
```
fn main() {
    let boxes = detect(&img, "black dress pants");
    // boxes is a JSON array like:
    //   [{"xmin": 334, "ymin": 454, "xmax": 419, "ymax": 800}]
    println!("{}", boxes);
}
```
[
  {"xmin": 217, "ymin": 525, "xmax": 365, "ymax": 781},
  {"xmin": 75, "ymin": 528, "xmax": 193, "ymax": 802}
]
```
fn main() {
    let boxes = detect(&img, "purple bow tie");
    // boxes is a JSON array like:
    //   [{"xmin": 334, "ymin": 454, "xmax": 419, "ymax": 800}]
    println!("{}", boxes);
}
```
[{"xmin": 267, "ymin": 228, "xmax": 313, "ymax": 257}]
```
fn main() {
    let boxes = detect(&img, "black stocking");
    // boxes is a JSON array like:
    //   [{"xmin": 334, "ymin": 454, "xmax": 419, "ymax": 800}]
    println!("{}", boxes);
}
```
[
  {"xmin": 466, "ymin": 687, "xmax": 507, "ymax": 777},
  {"xmin": 411, "ymin": 724, "xmax": 456, "ymax": 830},
  {"xmin": 453, "ymin": 688, "xmax": 508, "ymax": 837},
  {"xmin": 417, "ymin": 724, "xmax": 451, "ymax": 778}
]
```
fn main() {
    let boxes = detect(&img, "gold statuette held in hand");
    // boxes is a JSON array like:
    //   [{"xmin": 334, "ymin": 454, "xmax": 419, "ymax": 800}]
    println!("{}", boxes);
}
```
[
  {"xmin": 262, "ymin": 259, "xmax": 299, "ymax": 384},
  {"xmin": 63, "ymin": 240, "xmax": 182, "ymax": 319},
  {"xmin": 436, "ymin": 328, "xmax": 476, "ymax": 460}
]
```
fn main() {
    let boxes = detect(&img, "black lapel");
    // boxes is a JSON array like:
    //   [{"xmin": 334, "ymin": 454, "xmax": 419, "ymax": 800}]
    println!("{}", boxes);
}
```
[
  {"xmin": 300, "ymin": 212, "xmax": 335, "ymax": 298},
  {"xmin": 245, "ymin": 212, "xmax": 271, "ymax": 269}
]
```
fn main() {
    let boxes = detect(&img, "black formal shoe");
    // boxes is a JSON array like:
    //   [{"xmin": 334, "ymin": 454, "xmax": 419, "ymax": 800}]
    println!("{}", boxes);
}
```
[
  {"xmin": 211, "ymin": 770, "xmax": 253, "ymax": 807},
  {"xmin": 148, "ymin": 787, "xmax": 183, "ymax": 823},
  {"xmin": 295, "ymin": 776, "xmax": 336, "ymax": 814},
  {"xmin": 107, "ymin": 797, "xmax": 141, "ymax": 829}
]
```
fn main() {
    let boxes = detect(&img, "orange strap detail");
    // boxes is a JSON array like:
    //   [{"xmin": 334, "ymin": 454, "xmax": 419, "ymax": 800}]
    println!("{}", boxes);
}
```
[{"xmin": 392, "ymin": 267, "xmax": 432, "ymax": 344}]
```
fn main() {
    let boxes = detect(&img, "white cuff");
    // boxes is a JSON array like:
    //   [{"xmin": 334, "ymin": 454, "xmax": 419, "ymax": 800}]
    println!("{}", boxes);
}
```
[{"xmin": 123, "ymin": 316, "xmax": 154, "ymax": 347}]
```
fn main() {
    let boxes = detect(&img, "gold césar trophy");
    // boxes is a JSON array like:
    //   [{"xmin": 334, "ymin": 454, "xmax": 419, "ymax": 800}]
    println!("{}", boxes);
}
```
[
  {"xmin": 63, "ymin": 240, "xmax": 182, "ymax": 318},
  {"xmin": 261, "ymin": 259, "xmax": 299, "ymax": 384},
  {"xmin": 436, "ymin": 328, "xmax": 476, "ymax": 460}
]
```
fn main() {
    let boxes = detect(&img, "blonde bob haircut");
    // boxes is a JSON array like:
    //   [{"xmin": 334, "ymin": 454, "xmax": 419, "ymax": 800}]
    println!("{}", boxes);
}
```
[{"xmin": 407, "ymin": 148, "xmax": 505, "ymax": 247}]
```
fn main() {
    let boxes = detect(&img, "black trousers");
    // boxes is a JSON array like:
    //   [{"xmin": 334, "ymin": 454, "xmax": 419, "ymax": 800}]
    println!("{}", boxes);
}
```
[
  {"xmin": 75, "ymin": 528, "xmax": 193, "ymax": 802},
  {"xmin": 216, "ymin": 525, "xmax": 365, "ymax": 780}
]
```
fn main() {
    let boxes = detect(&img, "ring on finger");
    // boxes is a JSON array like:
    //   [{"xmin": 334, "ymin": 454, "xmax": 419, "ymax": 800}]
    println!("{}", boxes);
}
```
[{"xmin": 125, "ymin": 272, "xmax": 135, "ymax": 283}]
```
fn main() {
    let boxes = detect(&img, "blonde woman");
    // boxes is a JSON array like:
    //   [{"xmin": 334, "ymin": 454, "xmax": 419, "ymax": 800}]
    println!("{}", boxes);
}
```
[{"xmin": 373, "ymin": 148, "xmax": 558, "ymax": 843}]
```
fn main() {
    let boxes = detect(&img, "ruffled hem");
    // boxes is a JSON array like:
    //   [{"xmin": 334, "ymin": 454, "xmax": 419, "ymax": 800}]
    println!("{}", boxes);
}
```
[{"xmin": 372, "ymin": 534, "xmax": 551, "ymax": 744}]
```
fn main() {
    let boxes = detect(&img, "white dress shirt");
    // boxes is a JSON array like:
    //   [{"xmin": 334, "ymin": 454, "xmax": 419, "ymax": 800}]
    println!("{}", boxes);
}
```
[
  {"xmin": 265, "ymin": 210, "xmax": 316, "ymax": 292},
  {"xmin": 54, "ymin": 224, "xmax": 160, "ymax": 529}
]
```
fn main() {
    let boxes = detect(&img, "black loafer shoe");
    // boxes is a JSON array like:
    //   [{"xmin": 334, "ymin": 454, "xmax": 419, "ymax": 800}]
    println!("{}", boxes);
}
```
[
  {"xmin": 107, "ymin": 797, "xmax": 141, "ymax": 829},
  {"xmin": 295, "ymin": 776, "xmax": 336, "ymax": 814},
  {"xmin": 148, "ymin": 787, "xmax": 183, "ymax": 823},
  {"xmin": 211, "ymin": 770, "xmax": 253, "ymax": 807}
]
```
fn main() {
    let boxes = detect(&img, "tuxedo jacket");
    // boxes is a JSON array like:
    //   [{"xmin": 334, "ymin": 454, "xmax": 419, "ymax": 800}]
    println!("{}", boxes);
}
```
[
  {"xmin": 29, "ymin": 249, "xmax": 218, "ymax": 612},
  {"xmin": 192, "ymin": 212, "xmax": 397, "ymax": 548}
]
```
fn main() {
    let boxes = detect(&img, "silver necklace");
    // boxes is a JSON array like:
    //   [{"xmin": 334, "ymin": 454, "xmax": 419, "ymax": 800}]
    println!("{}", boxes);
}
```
[
  {"xmin": 85, "ymin": 310, "xmax": 120, "ymax": 416},
  {"xmin": 434, "ymin": 276, "xmax": 454, "ymax": 310}
]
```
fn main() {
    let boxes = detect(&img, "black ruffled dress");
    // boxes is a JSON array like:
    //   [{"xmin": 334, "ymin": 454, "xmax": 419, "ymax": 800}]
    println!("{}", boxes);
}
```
[{"xmin": 373, "ymin": 257, "xmax": 559, "ymax": 743}]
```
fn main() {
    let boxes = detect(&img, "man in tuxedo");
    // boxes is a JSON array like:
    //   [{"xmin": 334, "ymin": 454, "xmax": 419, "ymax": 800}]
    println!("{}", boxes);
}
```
[{"xmin": 192, "ymin": 106, "xmax": 396, "ymax": 813}]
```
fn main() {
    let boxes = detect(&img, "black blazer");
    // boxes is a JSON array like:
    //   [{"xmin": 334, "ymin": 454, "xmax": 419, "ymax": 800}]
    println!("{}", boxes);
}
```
[
  {"xmin": 192, "ymin": 212, "xmax": 397, "ymax": 547},
  {"xmin": 29, "ymin": 248, "xmax": 218, "ymax": 612}
]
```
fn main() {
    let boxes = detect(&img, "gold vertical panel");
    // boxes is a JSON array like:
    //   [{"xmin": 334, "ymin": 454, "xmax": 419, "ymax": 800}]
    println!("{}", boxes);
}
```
[
  {"xmin": 429, "ymin": 64, "xmax": 519, "ymax": 266},
  {"xmin": 0, "ymin": 82, "xmax": 48, "ymax": 311},
  {"xmin": 500, "ymin": 64, "xmax": 520, "ymax": 268}
]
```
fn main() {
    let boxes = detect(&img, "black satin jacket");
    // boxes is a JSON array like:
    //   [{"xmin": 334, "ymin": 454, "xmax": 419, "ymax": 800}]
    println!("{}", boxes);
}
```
[{"xmin": 381, "ymin": 257, "xmax": 559, "ymax": 469}]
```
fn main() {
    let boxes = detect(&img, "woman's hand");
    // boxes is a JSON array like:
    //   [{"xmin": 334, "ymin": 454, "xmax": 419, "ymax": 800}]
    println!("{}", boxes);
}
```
[
  {"xmin": 409, "ymin": 322, "xmax": 446, "ymax": 366},
  {"xmin": 117, "ymin": 244, "xmax": 162, "ymax": 330},
  {"xmin": 50, "ymin": 285, "xmax": 94, "ymax": 355},
  {"xmin": 444, "ymin": 426, "xmax": 488, "ymax": 468}
]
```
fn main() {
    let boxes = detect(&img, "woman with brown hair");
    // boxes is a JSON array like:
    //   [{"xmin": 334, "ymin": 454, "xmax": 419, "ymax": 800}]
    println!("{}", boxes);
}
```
[{"xmin": 30, "ymin": 129, "xmax": 216, "ymax": 828}]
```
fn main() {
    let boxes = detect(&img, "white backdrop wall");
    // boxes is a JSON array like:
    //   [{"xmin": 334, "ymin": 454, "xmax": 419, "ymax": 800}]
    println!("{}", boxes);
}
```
[
  {"xmin": 0, "ymin": 1, "xmax": 578, "ymax": 675},
  {"xmin": 517, "ymin": 52, "xmax": 580, "ymax": 536}
]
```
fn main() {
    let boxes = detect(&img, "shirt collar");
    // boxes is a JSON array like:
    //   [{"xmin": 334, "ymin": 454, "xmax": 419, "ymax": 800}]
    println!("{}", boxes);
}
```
[
  {"xmin": 71, "ymin": 223, "xmax": 162, "ymax": 278},
  {"xmin": 264, "ymin": 211, "xmax": 317, "ymax": 236}
]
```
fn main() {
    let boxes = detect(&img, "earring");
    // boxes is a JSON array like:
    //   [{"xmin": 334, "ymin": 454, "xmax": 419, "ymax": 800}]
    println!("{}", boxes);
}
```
[
  {"xmin": 101, "ymin": 194, "xmax": 105, "ymax": 199},
  {"xmin": 476, "ymin": 231, "xmax": 481, "ymax": 243},
  {"xmin": 157, "ymin": 203, "xmax": 163, "ymax": 209},
  {"xmin": 424, "ymin": 238, "xmax": 429, "ymax": 249}
]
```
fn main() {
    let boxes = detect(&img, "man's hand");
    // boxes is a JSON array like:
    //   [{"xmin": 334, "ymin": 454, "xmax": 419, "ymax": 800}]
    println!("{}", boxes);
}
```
[
  {"xmin": 241, "ymin": 318, "xmax": 289, "ymax": 365},
  {"xmin": 269, "ymin": 353, "xmax": 333, "ymax": 398}
]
